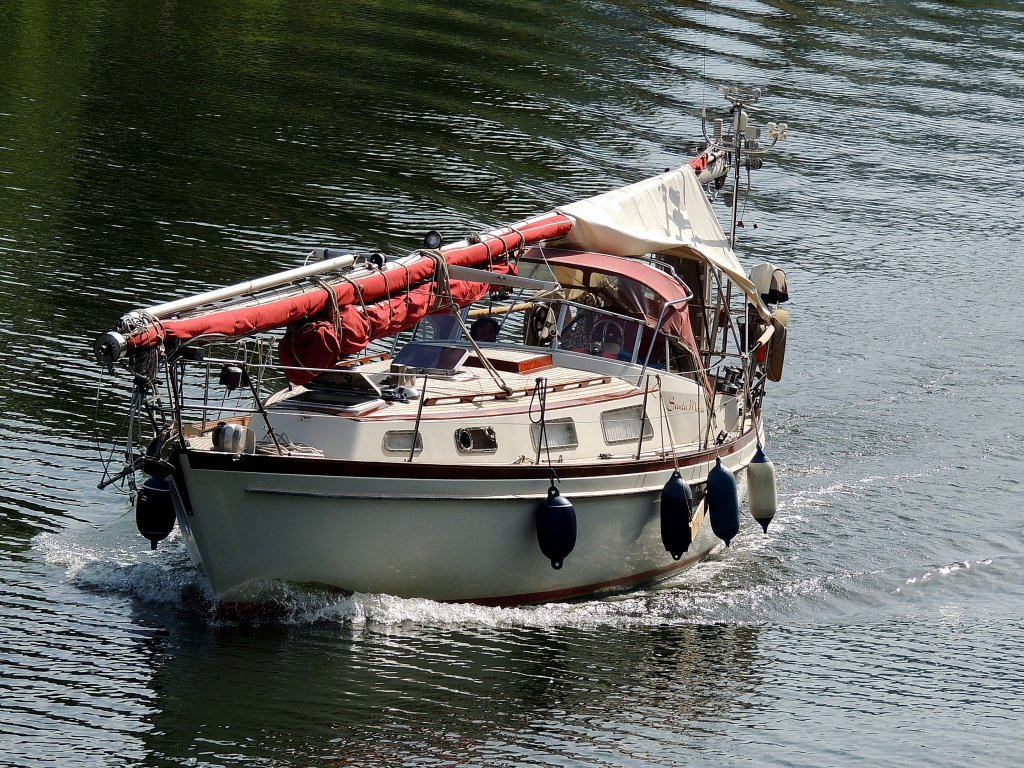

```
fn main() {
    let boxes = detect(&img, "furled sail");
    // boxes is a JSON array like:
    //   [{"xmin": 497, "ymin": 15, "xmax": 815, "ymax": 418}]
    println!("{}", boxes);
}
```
[{"xmin": 96, "ymin": 213, "xmax": 573, "ymax": 372}]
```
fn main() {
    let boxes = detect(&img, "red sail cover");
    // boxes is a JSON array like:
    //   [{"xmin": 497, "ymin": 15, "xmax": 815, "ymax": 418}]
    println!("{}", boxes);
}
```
[
  {"xmin": 123, "ymin": 213, "xmax": 573, "ymax": 356},
  {"xmin": 278, "ymin": 271, "xmax": 500, "ymax": 384}
]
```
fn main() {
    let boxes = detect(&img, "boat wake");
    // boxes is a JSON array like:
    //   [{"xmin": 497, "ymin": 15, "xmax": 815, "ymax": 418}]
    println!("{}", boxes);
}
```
[
  {"xmin": 35, "ymin": 522, "xmax": 215, "ymax": 610},
  {"xmin": 34, "ymin": 502, "xmax": 845, "ymax": 631}
]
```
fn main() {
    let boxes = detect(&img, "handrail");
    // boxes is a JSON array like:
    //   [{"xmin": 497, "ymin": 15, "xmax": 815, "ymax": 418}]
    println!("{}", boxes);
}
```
[{"xmin": 637, "ymin": 297, "xmax": 693, "ymax": 383}]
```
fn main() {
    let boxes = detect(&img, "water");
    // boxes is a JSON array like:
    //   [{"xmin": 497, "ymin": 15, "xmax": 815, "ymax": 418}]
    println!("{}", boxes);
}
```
[{"xmin": 2, "ymin": 1, "xmax": 1023, "ymax": 765}]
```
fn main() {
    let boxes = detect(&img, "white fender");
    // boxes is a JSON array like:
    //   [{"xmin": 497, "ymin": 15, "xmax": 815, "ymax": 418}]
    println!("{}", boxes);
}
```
[{"xmin": 747, "ymin": 445, "xmax": 777, "ymax": 532}]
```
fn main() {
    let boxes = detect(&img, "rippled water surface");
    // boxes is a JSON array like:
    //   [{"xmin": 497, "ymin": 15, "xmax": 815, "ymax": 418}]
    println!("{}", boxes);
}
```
[{"xmin": 2, "ymin": 1, "xmax": 1023, "ymax": 766}]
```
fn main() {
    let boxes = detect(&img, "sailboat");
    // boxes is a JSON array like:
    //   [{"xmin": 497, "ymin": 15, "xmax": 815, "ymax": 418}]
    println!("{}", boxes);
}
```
[{"xmin": 96, "ymin": 87, "xmax": 790, "ymax": 605}]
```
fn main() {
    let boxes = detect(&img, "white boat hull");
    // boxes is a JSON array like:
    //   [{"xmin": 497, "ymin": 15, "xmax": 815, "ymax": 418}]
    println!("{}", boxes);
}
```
[
  {"xmin": 170, "ymin": 433, "xmax": 757, "ymax": 605},
  {"xmin": 96, "ymin": 119, "xmax": 791, "ymax": 606}
]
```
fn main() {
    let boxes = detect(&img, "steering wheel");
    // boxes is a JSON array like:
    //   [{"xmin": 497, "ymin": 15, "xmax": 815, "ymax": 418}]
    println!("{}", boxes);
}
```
[{"xmin": 591, "ymin": 318, "xmax": 625, "ymax": 344}]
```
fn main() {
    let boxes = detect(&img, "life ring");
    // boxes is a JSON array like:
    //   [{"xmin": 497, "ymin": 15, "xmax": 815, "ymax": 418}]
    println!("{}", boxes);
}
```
[{"xmin": 766, "ymin": 308, "xmax": 788, "ymax": 382}]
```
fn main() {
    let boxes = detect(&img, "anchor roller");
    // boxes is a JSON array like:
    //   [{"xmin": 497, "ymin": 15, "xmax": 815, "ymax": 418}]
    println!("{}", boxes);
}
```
[
  {"xmin": 535, "ymin": 484, "xmax": 576, "ymax": 569},
  {"xmin": 707, "ymin": 457, "xmax": 741, "ymax": 546},
  {"xmin": 660, "ymin": 469, "xmax": 694, "ymax": 559}
]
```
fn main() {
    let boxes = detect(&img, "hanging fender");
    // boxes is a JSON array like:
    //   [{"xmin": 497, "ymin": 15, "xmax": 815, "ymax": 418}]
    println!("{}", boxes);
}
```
[
  {"xmin": 136, "ymin": 476, "xmax": 176, "ymax": 550},
  {"xmin": 766, "ymin": 308, "xmax": 788, "ymax": 382},
  {"xmin": 707, "ymin": 457, "xmax": 741, "ymax": 546},
  {"xmin": 747, "ymin": 445, "xmax": 778, "ymax": 533},
  {"xmin": 535, "ymin": 484, "xmax": 577, "ymax": 569},
  {"xmin": 660, "ymin": 469, "xmax": 695, "ymax": 559}
]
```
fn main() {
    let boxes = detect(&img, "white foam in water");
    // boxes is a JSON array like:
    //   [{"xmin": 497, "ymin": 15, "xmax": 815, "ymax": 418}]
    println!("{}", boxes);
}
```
[
  {"xmin": 35, "ymin": 514, "xmax": 818, "ymax": 628},
  {"xmin": 900, "ymin": 559, "xmax": 993, "ymax": 591},
  {"xmin": 238, "ymin": 585, "xmax": 675, "ymax": 630},
  {"xmin": 33, "ymin": 519, "xmax": 671, "ymax": 627},
  {"xmin": 35, "ymin": 516, "xmax": 215, "ymax": 608},
  {"xmin": 34, "ymin": 499, "xmax": 818, "ymax": 629}
]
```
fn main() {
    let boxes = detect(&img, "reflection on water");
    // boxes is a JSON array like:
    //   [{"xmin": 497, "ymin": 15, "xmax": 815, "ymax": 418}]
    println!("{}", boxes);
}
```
[
  {"xmin": 137, "ymin": 614, "xmax": 763, "ymax": 767},
  {"xmin": 3, "ymin": 0, "xmax": 1024, "ymax": 766}
]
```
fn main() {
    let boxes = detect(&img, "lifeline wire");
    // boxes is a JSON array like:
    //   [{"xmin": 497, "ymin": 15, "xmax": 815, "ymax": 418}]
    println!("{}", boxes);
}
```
[
  {"xmin": 449, "ymin": 308, "xmax": 512, "ymax": 396},
  {"xmin": 657, "ymin": 374, "xmax": 680, "ymax": 470},
  {"xmin": 93, "ymin": 367, "xmax": 135, "ymax": 495}
]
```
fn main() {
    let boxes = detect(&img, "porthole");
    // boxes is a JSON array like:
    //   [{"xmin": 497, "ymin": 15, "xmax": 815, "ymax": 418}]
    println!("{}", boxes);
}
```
[{"xmin": 454, "ymin": 426, "xmax": 498, "ymax": 454}]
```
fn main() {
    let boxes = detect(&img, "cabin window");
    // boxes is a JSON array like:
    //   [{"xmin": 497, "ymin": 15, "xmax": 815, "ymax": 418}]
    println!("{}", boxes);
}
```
[
  {"xmin": 666, "ymin": 338, "xmax": 700, "ymax": 377},
  {"xmin": 454, "ymin": 426, "xmax": 498, "ymax": 454},
  {"xmin": 601, "ymin": 405, "xmax": 654, "ymax": 445},
  {"xmin": 530, "ymin": 418, "xmax": 579, "ymax": 452},
  {"xmin": 383, "ymin": 430, "xmax": 423, "ymax": 456}
]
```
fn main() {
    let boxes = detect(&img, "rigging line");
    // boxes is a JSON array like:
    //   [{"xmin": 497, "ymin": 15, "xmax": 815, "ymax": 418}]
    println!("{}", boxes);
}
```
[
  {"xmin": 450, "ymin": 308, "xmax": 512, "ymax": 396},
  {"xmin": 528, "ymin": 377, "xmax": 556, "ymax": 474},
  {"xmin": 125, "ymin": 387, "xmax": 141, "ymax": 496},
  {"xmin": 506, "ymin": 225, "xmax": 527, "ymax": 262},
  {"xmin": 701, "ymin": 0, "xmax": 709, "ymax": 109},
  {"xmin": 694, "ymin": 352, "xmax": 707, "ymax": 453},
  {"xmin": 634, "ymin": 376, "xmax": 651, "ymax": 461},
  {"xmin": 658, "ymin": 375, "xmax": 680, "ymax": 471},
  {"xmin": 738, "ymin": 165, "xmax": 753, "ymax": 226},
  {"xmin": 751, "ymin": 382, "xmax": 765, "ymax": 450},
  {"xmin": 420, "ymin": 249, "xmax": 451, "ymax": 312},
  {"xmin": 407, "ymin": 373, "xmax": 428, "ymax": 463},
  {"xmin": 493, "ymin": 231, "xmax": 509, "ymax": 261},
  {"xmin": 93, "ymin": 367, "xmax": 131, "ymax": 493},
  {"xmin": 658, "ymin": 380, "xmax": 666, "ymax": 460},
  {"xmin": 398, "ymin": 259, "xmax": 412, "ymax": 313},
  {"xmin": 312, "ymin": 276, "xmax": 343, "ymax": 339},
  {"xmin": 329, "ymin": 268, "xmax": 367, "ymax": 314}
]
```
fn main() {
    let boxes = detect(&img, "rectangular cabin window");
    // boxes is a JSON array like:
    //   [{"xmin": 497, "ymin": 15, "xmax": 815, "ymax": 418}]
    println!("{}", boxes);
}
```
[
  {"xmin": 601, "ymin": 405, "xmax": 654, "ymax": 445},
  {"xmin": 666, "ymin": 339, "xmax": 700, "ymax": 377},
  {"xmin": 383, "ymin": 430, "xmax": 423, "ymax": 456},
  {"xmin": 530, "ymin": 418, "xmax": 579, "ymax": 453},
  {"xmin": 454, "ymin": 426, "xmax": 498, "ymax": 454}
]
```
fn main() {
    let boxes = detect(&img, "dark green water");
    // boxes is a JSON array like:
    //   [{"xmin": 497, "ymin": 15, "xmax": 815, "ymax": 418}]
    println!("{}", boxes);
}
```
[{"xmin": 2, "ymin": 1, "xmax": 1023, "ymax": 766}]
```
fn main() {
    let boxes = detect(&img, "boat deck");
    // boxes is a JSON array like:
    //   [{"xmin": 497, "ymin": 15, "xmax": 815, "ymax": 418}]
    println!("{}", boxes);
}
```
[
  {"xmin": 184, "ymin": 346, "xmax": 654, "ymax": 459},
  {"xmin": 347, "ymin": 347, "xmax": 641, "ymax": 418}
]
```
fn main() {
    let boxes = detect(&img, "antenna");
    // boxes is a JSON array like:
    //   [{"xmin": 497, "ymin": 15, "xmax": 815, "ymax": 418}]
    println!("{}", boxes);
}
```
[{"xmin": 694, "ymin": 87, "xmax": 788, "ymax": 246}]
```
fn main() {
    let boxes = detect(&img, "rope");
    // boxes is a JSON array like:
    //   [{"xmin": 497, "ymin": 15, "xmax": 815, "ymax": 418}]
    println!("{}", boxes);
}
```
[
  {"xmin": 397, "ymin": 259, "xmax": 413, "ymax": 320},
  {"xmin": 635, "ymin": 376, "xmax": 650, "ymax": 461},
  {"xmin": 311, "ymin": 277, "xmax": 342, "ymax": 339},
  {"xmin": 94, "ymin": 366, "xmax": 136, "ymax": 495},
  {"xmin": 419, "ymin": 249, "xmax": 452, "ymax": 313},
  {"xmin": 528, "ymin": 377, "xmax": 558, "ymax": 483},
  {"xmin": 506, "ymin": 225, "xmax": 527, "ymax": 262},
  {"xmin": 328, "ymin": 269, "xmax": 367, "ymax": 315}
]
